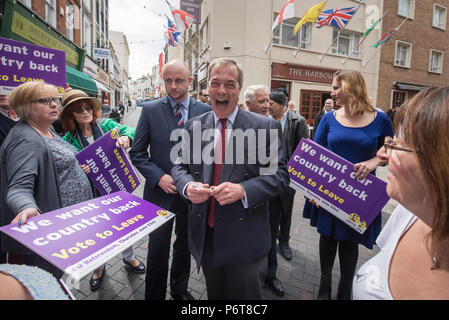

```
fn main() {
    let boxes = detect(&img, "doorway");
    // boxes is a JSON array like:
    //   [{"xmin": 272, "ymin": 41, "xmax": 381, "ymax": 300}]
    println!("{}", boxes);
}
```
[{"xmin": 300, "ymin": 90, "xmax": 331, "ymax": 126}]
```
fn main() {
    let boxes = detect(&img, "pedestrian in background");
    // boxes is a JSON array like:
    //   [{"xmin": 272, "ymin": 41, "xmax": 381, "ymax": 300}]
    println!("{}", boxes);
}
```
[
  {"xmin": 353, "ymin": 87, "xmax": 449, "ymax": 300},
  {"xmin": 0, "ymin": 93, "xmax": 19, "ymax": 264},
  {"xmin": 60, "ymin": 89, "xmax": 145, "ymax": 291},
  {"xmin": 303, "ymin": 70, "xmax": 393, "ymax": 300},
  {"xmin": 198, "ymin": 89, "xmax": 210, "ymax": 104},
  {"xmin": 244, "ymin": 84, "xmax": 270, "ymax": 117},
  {"xmin": 311, "ymin": 98, "xmax": 334, "ymax": 140}
]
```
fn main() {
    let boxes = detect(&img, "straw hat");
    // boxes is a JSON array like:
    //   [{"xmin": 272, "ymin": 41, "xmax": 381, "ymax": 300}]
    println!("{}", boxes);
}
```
[{"xmin": 60, "ymin": 89, "xmax": 101, "ymax": 118}]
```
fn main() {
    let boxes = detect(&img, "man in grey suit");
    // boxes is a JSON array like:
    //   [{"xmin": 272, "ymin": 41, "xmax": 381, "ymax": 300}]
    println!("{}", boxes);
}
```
[
  {"xmin": 129, "ymin": 60, "xmax": 210, "ymax": 300},
  {"xmin": 171, "ymin": 58, "xmax": 289, "ymax": 299}
]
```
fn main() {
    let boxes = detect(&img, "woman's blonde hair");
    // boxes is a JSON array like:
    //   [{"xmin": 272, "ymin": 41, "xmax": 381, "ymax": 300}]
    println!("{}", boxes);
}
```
[
  {"xmin": 334, "ymin": 70, "xmax": 375, "ymax": 116},
  {"xmin": 8, "ymin": 81, "xmax": 58, "ymax": 120},
  {"xmin": 394, "ymin": 87, "xmax": 449, "ymax": 242}
]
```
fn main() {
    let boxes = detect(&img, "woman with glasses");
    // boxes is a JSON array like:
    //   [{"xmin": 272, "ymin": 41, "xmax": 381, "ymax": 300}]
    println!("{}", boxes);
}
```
[
  {"xmin": 0, "ymin": 81, "xmax": 93, "ymax": 278},
  {"xmin": 60, "ymin": 89, "xmax": 145, "ymax": 291},
  {"xmin": 353, "ymin": 87, "xmax": 449, "ymax": 300},
  {"xmin": 302, "ymin": 70, "xmax": 393, "ymax": 300}
]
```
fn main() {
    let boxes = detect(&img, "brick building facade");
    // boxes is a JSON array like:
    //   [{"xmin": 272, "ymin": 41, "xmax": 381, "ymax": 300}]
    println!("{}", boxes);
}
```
[{"xmin": 377, "ymin": 0, "xmax": 449, "ymax": 111}]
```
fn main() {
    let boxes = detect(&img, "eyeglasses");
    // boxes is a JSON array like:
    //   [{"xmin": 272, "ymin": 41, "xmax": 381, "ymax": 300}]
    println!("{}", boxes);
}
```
[
  {"xmin": 384, "ymin": 136, "xmax": 413, "ymax": 155},
  {"xmin": 32, "ymin": 97, "xmax": 60, "ymax": 107},
  {"xmin": 72, "ymin": 105, "xmax": 93, "ymax": 114},
  {"xmin": 200, "ymin": 94, "xmax": 209, "ymax": 97}
]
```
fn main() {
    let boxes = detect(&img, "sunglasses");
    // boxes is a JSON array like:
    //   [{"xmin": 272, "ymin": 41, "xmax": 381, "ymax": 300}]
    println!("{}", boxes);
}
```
[
  {"xmin": 72, "ymin": 105, "xmax": 93, "ymax": 114},
  {"xmin": 200, "ymin": 94, "xmax": 209, "ymax": 97},
  {"xmin": 32, "ymin": 97, "xmax": 60, "ymax": 107},
  {"xmin": 383, "ymin": 136, "xmax": 413, "ymax": 155}
]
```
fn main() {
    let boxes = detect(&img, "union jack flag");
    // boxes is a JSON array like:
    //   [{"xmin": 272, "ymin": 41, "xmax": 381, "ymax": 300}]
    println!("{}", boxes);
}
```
[
  {"xmin": 316, "ymin": 6, "xmax": 359, "ymax": 30},
  {"xmin": 164, "ymin": 18, "xmax": 181, "ymax": 47}
]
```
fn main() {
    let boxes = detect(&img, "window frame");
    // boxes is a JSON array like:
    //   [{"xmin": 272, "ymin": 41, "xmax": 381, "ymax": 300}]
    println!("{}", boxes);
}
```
[
  {"xmin": 429, "ymin": 49, "xmax": 444, "ymax": 74},
  {"xmin": 273, "ymin": 15, "xmax": 312, "ymax": 50},
  {"xmin": 397, "ymin": 0, "xmax": 415, "ymax": 19},
  {"xmin": 394, "ymin": 40, "xmax": 412, "ymax": 68},
  {"xmin": 432, "ymin": 3, "xmax": 447, "ymax": 30},
  {"xmin": 331, "ymin": 29, "xmax": 361, "ymax": 58},
  {"xmin": 45, "ymin": 0, "xmax": 57, "ymax": 28}
]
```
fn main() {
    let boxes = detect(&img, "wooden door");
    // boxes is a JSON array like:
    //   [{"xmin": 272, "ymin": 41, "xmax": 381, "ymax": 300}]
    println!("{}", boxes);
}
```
[{"xmin": 300, "ymin": 90, "xmax": 323, "ymax": 126}]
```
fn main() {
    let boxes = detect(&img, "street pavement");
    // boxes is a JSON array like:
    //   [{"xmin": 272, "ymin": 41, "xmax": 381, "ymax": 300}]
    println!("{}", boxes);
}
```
[{"xmin": 70, "ymin": 107, "xmax": 398, "ymax": 300}]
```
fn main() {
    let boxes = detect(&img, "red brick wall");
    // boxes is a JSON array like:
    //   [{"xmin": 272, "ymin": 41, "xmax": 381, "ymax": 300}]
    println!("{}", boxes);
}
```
[
  {"xmin": 377, "ymin": 0, "xmax": 449, "ymax": 110},
  {"xmin": 31, "ymin": 0, "xmax": 81, "ymax": 46}
]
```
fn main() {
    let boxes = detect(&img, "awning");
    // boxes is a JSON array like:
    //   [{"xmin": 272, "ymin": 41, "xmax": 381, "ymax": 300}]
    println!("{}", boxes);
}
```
[
  {"xmin": 66, "ymin": 66, "xmax": 98, "ymax": 95},
  {"xmin": 394, "ymin": 82, "xmax": 430, "ymax": 91},
  {"xmin": 94, "ymin": 79, "xmax": 113, "ymax": 93}
]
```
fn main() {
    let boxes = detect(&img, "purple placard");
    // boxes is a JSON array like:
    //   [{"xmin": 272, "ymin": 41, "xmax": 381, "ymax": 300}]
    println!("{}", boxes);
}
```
[
  {"xmin": 75, "ymin": 127, "xmax": 141, "ymax": 196},
  {"xmin": 0, "ymin": 191, "xmax": 174, "ymax": 281},
  {"xmin": 0, "ymin": 37, "xmax": 66, "ymax": 94},
  {"xmin": 288, "ymin": 138, "xmax": 390, "ymax": 234}
]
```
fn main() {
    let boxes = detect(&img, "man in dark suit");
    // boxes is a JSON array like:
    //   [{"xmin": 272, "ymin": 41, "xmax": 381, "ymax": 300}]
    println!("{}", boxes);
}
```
[
  {"xmin": 129, "ymin": 60, "xmax": 210, "ymax": 300},
  {"xmin": 171, "ymin": 58, "xmax": 289, "ymax": 299}
]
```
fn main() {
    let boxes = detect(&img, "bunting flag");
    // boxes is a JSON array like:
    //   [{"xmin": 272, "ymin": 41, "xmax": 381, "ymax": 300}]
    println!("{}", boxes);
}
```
[
  {"xmin": 166, "ymin": 1, "xmax": 194, "ymax": 33},
  {"xmin": 272, "ymin": 0, "xmax": 295, "ymax": 32},
  {"xmin": 316, "ymin": 5, "xmax": 359, "ymax": 30},
  {"xmin": 164, "ymin": 18, "xmax": 181, "ymax": 47},
  {"xmin": 356, "ymin": 13, "xmax": 385, "ymax": 48},
  {"xmin": 159, "ymin": 52, "xmax": 163, "ymax": 78},
  {"xmin": 293, "ymin": 0, "xmax": 328, "ymax": 36}
]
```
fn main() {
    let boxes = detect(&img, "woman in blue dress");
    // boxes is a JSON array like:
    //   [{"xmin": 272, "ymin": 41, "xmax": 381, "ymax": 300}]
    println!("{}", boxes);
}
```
[{"xmin": 303, "ymin": 70, "xmax": 393, "ymax": 300}]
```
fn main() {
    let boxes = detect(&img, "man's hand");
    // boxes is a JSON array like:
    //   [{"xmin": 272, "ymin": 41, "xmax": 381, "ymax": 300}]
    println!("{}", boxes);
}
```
[
  {"xmin": 210, "ymin": 182, "xmax": 244, "ymax": 206},
  {"xmin": 158, "ymin": 174, "xmax": 178, "ymax": 194},
  {"xmin": 11, "ymin": 207, "xmax": 40, "ymax": 225},
  {"xmin": 186, "ymin": 183, "xmax": 211, "ymax": 204}
]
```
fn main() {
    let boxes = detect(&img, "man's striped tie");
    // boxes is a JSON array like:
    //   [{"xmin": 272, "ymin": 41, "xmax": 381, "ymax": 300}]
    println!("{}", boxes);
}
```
[{"xmin": 175, "ymin": 103, "xmax": 184, "ymax": 128}]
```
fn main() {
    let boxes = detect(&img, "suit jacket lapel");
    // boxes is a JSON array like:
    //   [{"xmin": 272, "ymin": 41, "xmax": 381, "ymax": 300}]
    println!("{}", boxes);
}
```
[{"xmin": 162, "ymin": 96, "xmax": 177, "ymax": 136}]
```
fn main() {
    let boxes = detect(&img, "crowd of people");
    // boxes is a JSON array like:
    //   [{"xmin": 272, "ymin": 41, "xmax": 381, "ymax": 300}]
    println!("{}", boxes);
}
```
[{"xmin": 0, "ymin": 57, "xmax": 448, "ymax": 300}]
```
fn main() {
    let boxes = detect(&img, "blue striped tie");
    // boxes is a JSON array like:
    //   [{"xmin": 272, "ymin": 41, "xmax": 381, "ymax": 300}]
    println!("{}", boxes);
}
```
[{"xmin": 175, "ymin": 103, "xmax": 184, "ymax": 128}]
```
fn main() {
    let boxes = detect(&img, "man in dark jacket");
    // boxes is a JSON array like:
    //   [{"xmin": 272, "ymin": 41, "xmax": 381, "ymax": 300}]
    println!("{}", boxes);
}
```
[{"xmin": 265, "ymin": 88, "xmax": 309, "ymax": 296}]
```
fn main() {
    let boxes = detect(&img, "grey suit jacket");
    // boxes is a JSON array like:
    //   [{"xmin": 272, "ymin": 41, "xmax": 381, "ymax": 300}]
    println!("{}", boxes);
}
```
[
  {"xmin": 129, "ymin": 96, "xmax": 210, "ymax": 210},
  {"xmin": 171, "ymin": 107, "xmax": 289, "ymax": 268}
]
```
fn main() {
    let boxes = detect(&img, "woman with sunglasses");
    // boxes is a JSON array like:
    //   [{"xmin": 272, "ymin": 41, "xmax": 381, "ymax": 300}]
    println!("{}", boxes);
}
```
[
  {"xmin": 353, "ymin": 87, "xmax": 449, "ymax": 299},
  {"xmin": 302, "ymin": 70, "xmax": 394, "ymax": 300},
  {"xmin": 60, "ymin": 89, "xmax": 145, "ymax": 291},
  {"xmin": 0, "ymin": 81, "xmax": 94, "ymax": 278}
]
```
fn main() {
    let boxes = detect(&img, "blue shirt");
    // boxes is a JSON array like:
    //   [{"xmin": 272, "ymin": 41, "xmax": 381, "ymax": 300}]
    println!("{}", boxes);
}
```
[{"xmin": 168, "ymin": 95, "xmax": 190, "ymax": 123}]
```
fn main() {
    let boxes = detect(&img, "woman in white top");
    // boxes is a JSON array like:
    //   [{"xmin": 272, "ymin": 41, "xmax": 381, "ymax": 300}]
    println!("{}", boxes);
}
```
[{"xmin": 353, "ymin": 87, "xmax": 449, "ymax": 300}]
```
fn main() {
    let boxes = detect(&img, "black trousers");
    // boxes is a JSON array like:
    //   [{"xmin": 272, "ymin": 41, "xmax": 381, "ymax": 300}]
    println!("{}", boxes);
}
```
[
  {"xmin": 278, "ymin": 188, "xmax": 296, "ymax": 243},
  {"xmin": 201, "ymin": 227, "xmax": 267, "ymax": 300},
  {"xmin": 267, "ymin": 196, "xmax": 282, "ymax": 280},
  {"xmin": 144, "ymin": 196, "xmax": 191, "ymax": 300}
]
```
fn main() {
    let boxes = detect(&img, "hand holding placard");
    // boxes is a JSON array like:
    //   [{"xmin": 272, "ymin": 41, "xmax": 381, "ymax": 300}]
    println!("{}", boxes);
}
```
[{"xmin": 288, "ymin": 139, "xmax": 389, "ymax": 234}]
